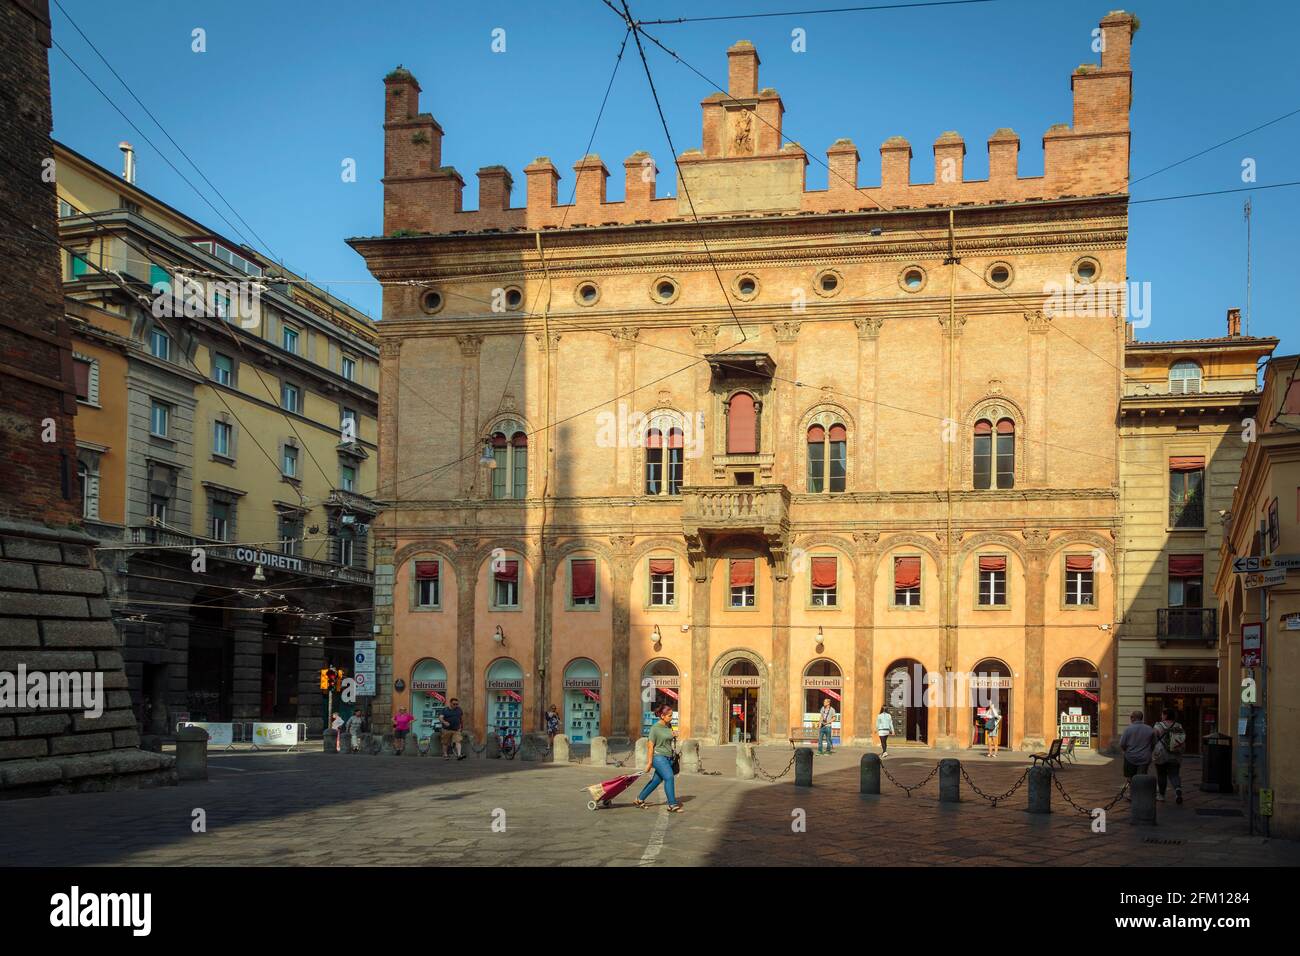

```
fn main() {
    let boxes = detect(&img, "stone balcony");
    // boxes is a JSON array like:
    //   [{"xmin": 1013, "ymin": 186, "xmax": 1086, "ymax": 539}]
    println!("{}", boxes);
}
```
[{"xmin": 680, "ymin": 484, "xmax": 791, "ymax": 579}]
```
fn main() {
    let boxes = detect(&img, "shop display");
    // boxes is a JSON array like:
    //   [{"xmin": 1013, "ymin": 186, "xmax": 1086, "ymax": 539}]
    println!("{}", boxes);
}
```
[
  {"xmin": 1058, "ymin": 708, "xmax": 1092, "ymax": 747},
  {"xmin": 564, "ymin": 688, "xmax": 599, "ymax": 743},
  {"xmin": 492, "ymin": 691, "xmax": 522, "ymax": 740},
  {"xmin": 641, "ymin": 708, "xmax": 680, "ymax": 737},
  {"xmin": 801, "ymin": 712, "xmax": 841, "ymax": 746}
]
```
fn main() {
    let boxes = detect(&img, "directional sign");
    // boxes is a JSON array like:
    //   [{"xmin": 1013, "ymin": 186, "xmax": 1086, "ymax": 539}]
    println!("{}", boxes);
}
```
[
  {"xmin": 1243, "ymin": 569, "xmax": 1286, "ymax": 590},
  {"xmin": 1234, "ymin": 554, "xmax": 1300, "ymax": 573}
]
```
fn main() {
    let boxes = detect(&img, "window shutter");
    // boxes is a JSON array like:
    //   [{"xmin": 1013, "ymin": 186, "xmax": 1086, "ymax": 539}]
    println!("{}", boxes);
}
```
[
  {"xmin": 730, "ymin": 559, "xmax": 755, "ymax": 587},
  {"xmin": 894, "ymin": 556, "xmax": 921, "ymax": 588},
  {"xmin": 73, "ymin": 359, "xmax": 91, "ymax": 400},
  {"xmin": 727, "ymin": 393, "xmax": 758, "ymax": 454},
  {"xmin": 415, "ymin": 560, "xmax": 439, "ymax": 580},
  {"xmin": 648, "ymin": 558, "xmax": 675, "ymax": 575},
  {"xmin": 1065, "ymin": 554, "xmax": 1094, "ymax": 572},
  {"xmin": 810, "ymin": 557, "xmax": 837, "ymax": 589},
  {"xmin": 1168, "ymin": 555, "xmax": 1203, "ymax": 577},
  {"xmin": 570, "ymin": 559, "xmax": 596, "ymax": 600},
  {"xmin": 494, "ymin": 560, "xmax": 519, "ymax": 583},
  {"xmin": 978, "ymin": 555, "xmax": 1007, "ymax": 572},
  {"xmin": 1169, "ymin": 456, "xmax": 1205, "ymax": 472}
]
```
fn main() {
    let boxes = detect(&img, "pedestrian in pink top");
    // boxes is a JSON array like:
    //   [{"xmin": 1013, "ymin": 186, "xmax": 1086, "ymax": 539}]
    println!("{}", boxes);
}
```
[{"xmin": 393, "ymin": 707, "xmax": 414, "ymax": 755}]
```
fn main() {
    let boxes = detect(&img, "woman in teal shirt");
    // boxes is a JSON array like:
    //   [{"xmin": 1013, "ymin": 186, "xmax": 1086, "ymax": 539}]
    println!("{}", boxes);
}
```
[{"xmin": 633, "ymin": 705, "xmax": 682, "ymax": 812}]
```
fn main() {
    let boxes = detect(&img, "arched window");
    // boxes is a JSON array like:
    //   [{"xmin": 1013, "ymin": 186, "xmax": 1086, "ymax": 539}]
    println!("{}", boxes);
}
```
[
  {"xmin": 807, "ymin": 422, "xmax": 847, "ymax": 493},
  {"xmin": 726, "ymin": 392, "xmax": 757, "ymax": 454},
  {"xmin": 974, "ymin": 418, "xmax": 1015, "ymax": 490},
  {"xmin": 1169, "ymin": 361, "xmax": 1202, "ymax": 395},
  {"xmin": 490, "ymin": 423, "xmax": 528, "ymax": 499},
  {"xmin": 644, "ymin": 423, "xmax": 685, "ymax": 496}
]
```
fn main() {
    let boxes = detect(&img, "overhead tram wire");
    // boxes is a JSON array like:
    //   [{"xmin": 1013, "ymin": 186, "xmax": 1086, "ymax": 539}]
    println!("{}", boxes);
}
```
[
  {"xmin": 1129, "ymin": 106, "xmax": 1300, "ymax": 187},
  {"xmin": 635, "ymin": 0, "xmax": 998, "ymax": 26},
  {"xmin": 51, "ymin": 0, "xmax": 278, "ymax": 258},
  {"xmin": 1128, "ymin": 181, "xmax": 1300, "ymax": 205}
]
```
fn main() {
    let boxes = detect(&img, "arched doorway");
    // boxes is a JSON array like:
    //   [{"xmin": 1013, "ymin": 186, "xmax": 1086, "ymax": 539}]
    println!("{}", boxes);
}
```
[
  {"xmin": 485, "ymin": 657, "xmax": 524, "ymax": 740},
  {"xmin": 883, "ymin": 659, "xmax": 928, "ymax": 744},
  {"xmin": 562, "ymin": 658, "xmax": 601, "ymax": 743},
  {"xmin": 1056, "ymin": 659, "xmax": 1100, "ymax": 749},
  {"xmin": 971, "ymin": 658, "xmax": 1012, "ymax": 749},
  {"xmin": 411, "ymin": 658, "xmax": 448, "ymax": 740},
  {"xmin": 802, "ymin": 658, "xmax": 843, "ymax": 745},
  {"xmin": 722, "ymin": 659, "xmax": 761, "ymax": 744},
  {"xmin": 640, "ymin": 659, "xmax": 680, "ymax": 737}
]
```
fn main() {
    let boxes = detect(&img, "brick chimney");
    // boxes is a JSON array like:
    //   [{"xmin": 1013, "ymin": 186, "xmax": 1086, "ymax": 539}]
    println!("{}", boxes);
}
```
[{"xmin": 1227, "ymin": 307, "xmax": 1241, "ymax": 337}]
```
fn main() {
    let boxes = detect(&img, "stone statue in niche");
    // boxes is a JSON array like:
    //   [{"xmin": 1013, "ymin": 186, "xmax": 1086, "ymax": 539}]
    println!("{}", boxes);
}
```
[{"xmin": 731, "ymin": 109, "xmax": 754, "ymax": 155}]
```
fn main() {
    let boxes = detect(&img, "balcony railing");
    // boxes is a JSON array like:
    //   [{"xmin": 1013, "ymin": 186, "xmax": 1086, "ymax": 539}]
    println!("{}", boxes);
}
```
[
  {"xmin": 127, "ymin": 524, "xmax": 372, "ymax": 587},
  {"xmin": 1157, "ymin": 607, "xmax": 1217, "ymax": 645},
  {"xmin": 680, "ymin": 484, "xmax": 790, "ymax": 531}
]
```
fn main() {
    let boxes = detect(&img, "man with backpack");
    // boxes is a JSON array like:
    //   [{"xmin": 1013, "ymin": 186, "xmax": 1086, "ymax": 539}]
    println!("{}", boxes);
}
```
[{"xmin": 1152, "ymin": 708, "xmax": 1187, "ymax": 804}]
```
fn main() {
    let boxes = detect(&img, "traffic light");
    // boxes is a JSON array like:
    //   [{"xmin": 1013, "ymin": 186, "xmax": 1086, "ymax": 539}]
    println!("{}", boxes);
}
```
[
  {"xmin": 319, "ymin": 668, "xmax": 330, "ymax": 692},
  {"xmin": 334, "ymin": 667, "xmax": 347, "ymax": 692}
]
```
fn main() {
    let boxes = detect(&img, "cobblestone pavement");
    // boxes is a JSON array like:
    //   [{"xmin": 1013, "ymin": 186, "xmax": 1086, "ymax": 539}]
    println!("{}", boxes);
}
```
[{"xmin": 1, "ymin": 745, "xmax": 1295, "ymax": 867}]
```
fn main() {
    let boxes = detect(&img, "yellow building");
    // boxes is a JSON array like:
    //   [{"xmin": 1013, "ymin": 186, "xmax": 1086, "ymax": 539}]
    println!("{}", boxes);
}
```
[
  {"xmin": 1215, "ymin": 352, "xmax": 1300, "ymax": 838},
  {"xmin": 56, "ymin": 141, "xmax": 380, "ymax": 734},
  {"xmin": 1118, "ymin": 311, "xmax": 1276, "ymax": 753},
  {"xmin": 353, "ymin": 12, "xmax": 1140, "ymax": 749}
]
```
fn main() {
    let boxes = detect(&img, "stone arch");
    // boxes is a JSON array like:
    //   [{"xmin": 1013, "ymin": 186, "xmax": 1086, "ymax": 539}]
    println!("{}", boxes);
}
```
[
  {"xmin": 872, "ymin": 532, "xmax": 944, "ymax": 579},
  {"xmin": 470, "ymin": 538, "xmax": 536, "ymax": 574},
  {"xmin": 1043, "ymin": 531, "xmax": 1116, "ymax": 577},
  {"xmin": 633, "ymin": 406, "xmax": 693, "ymax": 495},
  {"xmin": 963, "ymin": 393, "xmax": 1027, "ymax": 489},
  {"xmin": 630, "ymin": 536, "xmax": 691, "ymax": 566},
  {"xmin": 707, "ymin": 647, "xmax": 771, "ymax": 743},
  {"xmin": 393, "ymin": 539, "xmax": 459, "ymax": 570}
]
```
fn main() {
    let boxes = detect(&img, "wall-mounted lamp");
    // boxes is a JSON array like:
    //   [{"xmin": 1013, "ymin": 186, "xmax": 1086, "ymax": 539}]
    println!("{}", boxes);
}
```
[
  {"xmin": 652, "ymin": 625, "xmax": 662, "ymax": 650},
  {"xmin": 493, "ymin": 625, "xmax": 505, "ymax": 645}
]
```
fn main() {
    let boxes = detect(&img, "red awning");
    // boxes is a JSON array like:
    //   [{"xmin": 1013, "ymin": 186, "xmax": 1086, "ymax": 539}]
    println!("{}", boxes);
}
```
[
  {"xmin": 668, "ymin": 428, "xmax": 684, "ymax": 449},
  {"xmin": 974, "ymin": 420, "xmax": 992, "ymax": 435},
  {"xmin": 660, "ymin": 688, "xmax": 679, "ymax": 701},
  {"xmin": 646, "ymin": 428, "xmax": 663, "ymax": 449},
  {"xmin": 415, "ymin": 560, "xmax": 439, "ymax": 580},
  {"xmin": 1169, "ymin": 456, "xmax": 1205, "ymax": 472},
  {"xmin": 495, "ymin": 560, "xmax": 519, "ymax": 582},
  {"xmin": 511, "ymin": 432, "xmax": 528, "ymax": 448},
  {"xmin": 1168, "ymin": 554, "xmax": 1204, "ymax": 578},
  {"xmin": 894, "ymin": 556, "xmax": 921, "ymax": 589},
  {"xmin": 807, "ymin": 424, "xmax": 825, "ymax": 443},
  {"xmin": 811, "ymin": 557, "xmax": 838, "ymax": 589},
  {"xmin": 648, "ymin": 558, "xmax": 675, "ymax": 576},
  {"xmin": 583, "ymin": 689, "xmax": 600, "ymax": 702},
  {"xmin": 819, "ymin": 688, "xmax": 842, "ymax": 702},
  {"xmin": 730, "ymin": 559, "xmax": 755, "ymax": 587},
  {"xmin": 1065, "ymin": 554, "xmax": 1094, "ymax": 572},
  {"xmin": 978, "ymin": 555, "xmax": 1007, "ymax": 572},
  {"xmin": 570, "ymin": 559, "xmax": 596, "ymax": 600},
  {"xmin": 828, "ymin": 423, "xmax": 846, "ymax": 443},
  {"xmin": 996, "ymin": 418, "xmax": 1015, "ymax": 435},
  {"xmin": 504, "ymin": 689, "xmax": 522, "ymax": 702}
]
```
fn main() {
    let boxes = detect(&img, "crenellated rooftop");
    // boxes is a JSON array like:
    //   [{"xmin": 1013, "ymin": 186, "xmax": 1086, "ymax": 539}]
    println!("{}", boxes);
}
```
[{"xmin": 379, "ymin": 10, "xmax": 1138, "ymax": 238}]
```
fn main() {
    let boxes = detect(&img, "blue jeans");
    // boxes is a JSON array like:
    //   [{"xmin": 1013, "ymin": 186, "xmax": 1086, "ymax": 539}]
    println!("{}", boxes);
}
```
[
  {"xmin": 637, "ymin": 754, "xmax": 677, "ymax": 805},
  {"xmin": 818, "ymin": 726, "xmax": 833, "ymax": 752}
]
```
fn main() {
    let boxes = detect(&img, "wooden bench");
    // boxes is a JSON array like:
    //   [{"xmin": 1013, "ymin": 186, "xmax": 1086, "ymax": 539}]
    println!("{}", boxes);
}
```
[
  {"xmin": 1061, "ymin": 737, "xmax": 1077, "ymax": 764},
  {"xmin": 790, "ymin": 726, "xmax": 820, "ymax": 748},
  {"xmin": 1031, "ymin": 738, "xmax": 1065, "ymax": 770}
]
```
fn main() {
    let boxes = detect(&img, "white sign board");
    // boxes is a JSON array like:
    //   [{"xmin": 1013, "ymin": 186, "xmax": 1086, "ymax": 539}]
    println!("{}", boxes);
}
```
[
  {"xmin": 353, "ymin": 640, "xmax": 377, "ymax": 697},
  {"xmin": 252, "ymin": 722, "xmax": 300, "ymax": 747},
  {"xmin": 1243, "ymin": 569, "xmax": 1286, "ymax": 590},
  {"xmin": 179, "ymin": 721, "xmax": 233, "ymax": 747},
  {"xmin": 1285, "ymin": 614, "xmax": 1300, "ymax": 631},
  {"xmin": 1234, "ymin": 554, "xmax": 1300, "ymax": 573}
]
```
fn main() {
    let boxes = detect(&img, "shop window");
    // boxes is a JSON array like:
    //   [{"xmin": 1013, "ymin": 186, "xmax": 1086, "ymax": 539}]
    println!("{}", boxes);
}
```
[
  {"xmin": 493, "ymin": 559, "xmax": 520, "ymax": 608},
  {"xmin": 1065, "ymin": 554, "xmax": 1094, "ymax": 606},
  {"xmin": 569, "ymin": 558, "xmax": 597, "ymax": 608},
  {"xmin": 649, "ymin": 558, "xmax": 675, "ymax": 606},
  {"xmin": 415, "ymin": 560, "xmax": 440, "ymax": 608},
  {"xmin": 893, "ymin": 555, "xmax": 921, "ymax": 606},
  {"xmin": 640, "ymin": 660, "xmax": 680, "ymax": 736},
  {"xmin": 1169, "ymin": 457, "xmax": 1205, "ymax": 527},
  {"xmin": 1056, "ymin": 659, "xmax": 1100, "ymax": 749},
  {"xmin": 802, "ymin": 659, "xmax": 843, "ymax": 746},
  {"xmin": 810, "ymin": 556, "xmax": 838, "ymax": 606},
  {"xmin": 729, "ymin": 558, "xmax": 755, "ymax": 607},
  {"xmin": 977, "ymin": 555, "xmax": 1007, "ymax": 606},
  {"xmin": 726, "ymin": 392, "xmax": 758, "ymax": 454}
]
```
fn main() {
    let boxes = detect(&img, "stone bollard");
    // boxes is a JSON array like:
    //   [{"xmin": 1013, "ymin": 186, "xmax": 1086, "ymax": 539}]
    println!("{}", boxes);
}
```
[
  {"xmin": 553, "ymin": 734, "xmax": 570, "ymax": 763},
  {"xmin": 634, "ymin": 736, "xmax": 649, "ymax": 769},
  {"xmin": 1130, "ymin": 773, "xmax": 1157, "ymax": 825},
  {"xmin": 381, "ymin": 734, "xmax": 396, "ymax": 756},
  {"xmin": 736, "ymin": 743, "xmax": 756, "ymax": 780},
  {"xmin": 403, "ymin": 734, "xmax": 420, "ymax": 757},
  {"xmin": 323, "ymin": 729, "xmax": 338, "ymax": 753},
  {"xmin": 794, "ymin": 746, "xmax": 814, "ymax": 787},
  {"xmin": 520, "ymin": 732, "xmax": 550, "ymax": 762},
  {"xmin": 680, "ymin": 739, "xmax": 700, "ymax": 774},
  {"xmin": 460, "ymin": 730, "xmax": 475, "ymax": 757},
  {"xmin": 860, "ymin": 753, "xmax": 881, "ymax": 794},
  {"xmin": 590, "ymin": 736, "xmax": 608, "ymax": 766},
  {"xmin": 175, "ymin": 725, "xmax": 209, "ymax": 782},
  {"xmin": 1027, "ymin": 766, "xmax": 1052, "ymax": 814},
  {"xmin": 939, "ymin": 758, "xmax": 961, "ymax": 803},
  {"xmin": 486, "ymin": 733, "xmax": 501, "ymax": 759}
]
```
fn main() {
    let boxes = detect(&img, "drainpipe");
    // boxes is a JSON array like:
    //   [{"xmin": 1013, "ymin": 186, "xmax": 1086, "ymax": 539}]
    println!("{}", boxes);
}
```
[{"xmin": 535, "ymin": 231, "xmax": 553, "ymax": 731}]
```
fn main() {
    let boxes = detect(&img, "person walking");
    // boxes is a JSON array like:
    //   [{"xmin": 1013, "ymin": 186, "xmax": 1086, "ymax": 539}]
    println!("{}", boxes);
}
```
[
  {"xmin": 440, "ymin": 697, "xmax": 466, "ymax": 760},
  {"xmin": 875, "ymin": 706, "xmax": 895, "ymax": 758},
  {"xmin": 633, "ymin": 704, "xmax": 682, "ymax": 812},
  {"xmin": 329, "ymin": 712, "xmax": 344, "ymax": 753},
  {"xmin": 345, "ymin": 710, "xmax": 365, "ymax": 753},
  {"xmin": 983, "ymin": 703, "xmax": 1002, "ymax": 758},
  {"xmin": 392, "ymin": 706, "xmax": 414, "ymax": 755},
  {"xmin": 1152, "ymin": 708, "xmax": 1187, "ymax": 804},
  {"xmin": 545, "ymin": 705, "xmax": 561, "ymax": 743},
  {"xmin": 1119, "ymin": 710, "xmax": 1155, "ymax": 785},
  {"xmin": 817, "ymin": 697, "xmax": 838, "ymax": 755}
]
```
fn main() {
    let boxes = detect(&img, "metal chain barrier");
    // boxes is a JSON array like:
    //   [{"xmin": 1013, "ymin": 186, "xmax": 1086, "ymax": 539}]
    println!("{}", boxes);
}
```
[
  {"xmin": 1053, "ymin": 772, "xmax": 1129, "ymax": 816},
  {"xmin": 752, "ymin": 750, "xmax": 796, "ymax": 782},
  {"xmin": 696, "ymin": 750, "xmax": 723, "ymax": 776},
  {"xmin": 879, "ymin": 761, "xmax": 940, "ymax": 797},
  {"xmin": 959, "ymin": 764, "xmax": 1030, "ymax": 807}
]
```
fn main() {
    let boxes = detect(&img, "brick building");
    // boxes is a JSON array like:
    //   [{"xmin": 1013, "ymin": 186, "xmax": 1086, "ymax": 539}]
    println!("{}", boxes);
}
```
[
  {"xmin": 352, "ymin": 10, "xmax": 1140, "ymax": 750},
  {"xmin": 0, "ymin": 0, "xmax": 172, "ymax": 796}
]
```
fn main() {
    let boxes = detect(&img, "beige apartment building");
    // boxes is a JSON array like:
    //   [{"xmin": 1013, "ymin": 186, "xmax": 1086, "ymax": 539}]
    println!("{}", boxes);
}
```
[{"xmin": 352, "ymin": 11, "xmax": 1141, "ymax": 750}]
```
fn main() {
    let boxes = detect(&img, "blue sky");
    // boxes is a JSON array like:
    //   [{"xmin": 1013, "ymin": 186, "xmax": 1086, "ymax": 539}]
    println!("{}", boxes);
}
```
[{"xmin": 49, "ymin": 0, "xmax": 1297, "ymax": 352}]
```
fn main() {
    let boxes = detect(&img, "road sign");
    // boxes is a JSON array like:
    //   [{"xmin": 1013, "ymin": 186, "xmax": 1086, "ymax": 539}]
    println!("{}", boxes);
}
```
[
  {"xmin": 1243, "ymin": 569, "xmax": 1286, "ymax": 590},
  {"xmin": 1233, "ymin": 554, "xmax": 1300, "ymax": 573},
  {"xmin": 1242, "ymin": 623, "xmax": 1262, "ymax": 668}
]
